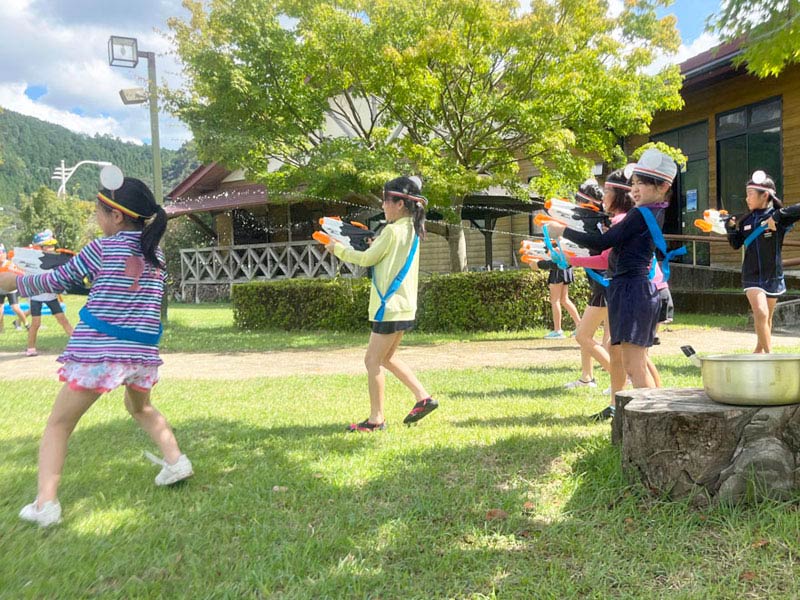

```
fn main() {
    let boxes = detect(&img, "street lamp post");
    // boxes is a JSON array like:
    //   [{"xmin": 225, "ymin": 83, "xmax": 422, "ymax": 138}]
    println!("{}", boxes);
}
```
[
  {"xmin": 108, "ymin": 35, "xmax": 163, "ymax": 204},
  {"xmin": 52, "ymin": 160, "xmax": 112, "ymax": 198}
]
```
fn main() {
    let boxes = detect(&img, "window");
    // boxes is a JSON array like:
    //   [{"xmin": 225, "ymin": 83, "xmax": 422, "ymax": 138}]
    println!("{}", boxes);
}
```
[{"xmin": 716, "ymin": 98, "xmax": 782, "ymax": 214}]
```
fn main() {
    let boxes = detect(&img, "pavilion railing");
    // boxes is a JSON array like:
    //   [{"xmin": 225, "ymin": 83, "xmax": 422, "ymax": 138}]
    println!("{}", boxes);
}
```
[{"xmin": 178, "ymin": 241, "xmax": 365, "ymax": 301}]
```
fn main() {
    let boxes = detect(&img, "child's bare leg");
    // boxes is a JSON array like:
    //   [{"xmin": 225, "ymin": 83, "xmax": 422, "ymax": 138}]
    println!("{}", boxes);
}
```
[
  {"xmin": 37, "ymin": 384, "xmax": 101, "ymax": 505},
  {"xmin": 560, "ymin": 284, "xmax": 581, "ymax": 328},
  {"xmin": 746, "ymin": 289, "xmax": 773, "ymax": 353},
  {"xmin": 27, "ymin": 316, "xmax": 41, "ymax": 348},
  {"xmin": 364, "ymin": 331, "xmax": 403, "ymax": 424},
  {"xmin": 11, "ymin": 303, "xmax": 27, "ymax": 327},
  {"xmin": 646, "ymin": 352, "xmax": 661, "ymax": 387},
  {"xmin": 549, "ymin": 283, "xmax": 563, "ymax": 331},
  {"xmin": 608, "ymin": 344, "xmax": 627, "ymax": 406},
  {"xmin": 575, "ymin": 307, "xmax": 610, "ymax": 378},
  {"xmin": 54, "ymin": 313, "xmax": 73, "ymax": 336},
  {"xmin": 622, "ymin": 343, "xmax": 656, "ymax": 389},
  {"xmin": 381, "ymin": 331, "xmax": 429, "ymax": 401},
  {"xmin": 124, "ymin": 386, "xmax": 181, "ymax": 464}
]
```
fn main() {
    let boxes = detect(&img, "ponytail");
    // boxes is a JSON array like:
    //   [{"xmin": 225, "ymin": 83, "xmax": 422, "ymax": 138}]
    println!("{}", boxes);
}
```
[
  {"xmin": 402, "ymin": 198, "xmax": 427, "ymax": 241},
  {"xmin": 141, "ymin": 207, "xmax": 167, "ymax": 269}
]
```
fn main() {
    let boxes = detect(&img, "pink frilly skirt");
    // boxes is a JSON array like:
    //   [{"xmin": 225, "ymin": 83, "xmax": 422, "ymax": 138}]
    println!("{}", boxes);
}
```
[{"xmin": 58, "ymin": 361, "xmax": 160, "ymax": 393}]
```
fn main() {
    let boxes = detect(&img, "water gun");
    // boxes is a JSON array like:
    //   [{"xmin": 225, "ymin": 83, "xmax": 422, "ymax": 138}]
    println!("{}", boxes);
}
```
[
  {"xmin": 534, "ymin": 198, "xmax": 610, "ymax": 234},
  {"xmin": 518, "ymin": 239, "xmax": 552, "ymax": 264},
  {"xmin": 0, "ymin": 258, "xmax": 24, "ymax": 276},
  {"xmin": 693, "ymin": 209, "xmax": 731, "ymax": 235},
  {"xmin": 312, "ymin": 217, "xmax": 376, "ymax": 250}
]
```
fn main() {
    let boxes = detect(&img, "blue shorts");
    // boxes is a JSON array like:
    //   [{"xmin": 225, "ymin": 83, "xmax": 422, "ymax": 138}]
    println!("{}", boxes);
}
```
[{"xmin": 607, "ymin": 277, "xmax": 659, "ymax": 347}]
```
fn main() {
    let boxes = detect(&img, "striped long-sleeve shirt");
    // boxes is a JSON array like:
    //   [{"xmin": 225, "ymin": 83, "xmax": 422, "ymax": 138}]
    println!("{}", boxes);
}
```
[{"xmin": 16, "ymin": 231, "xmax": 165, "ymax": 366}]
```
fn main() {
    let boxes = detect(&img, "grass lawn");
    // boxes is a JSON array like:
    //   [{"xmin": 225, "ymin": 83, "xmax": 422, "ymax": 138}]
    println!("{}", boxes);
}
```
[
  {"xmin": 0, "ymin": 301, "xmax": 752, "ymax": 355},
  {"xmin": 2, "ymin": 358, "xmax": 799, "ymax": 598}
]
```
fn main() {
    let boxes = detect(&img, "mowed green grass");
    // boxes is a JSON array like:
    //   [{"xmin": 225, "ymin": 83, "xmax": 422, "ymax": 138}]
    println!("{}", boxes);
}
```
[
  {"xmin": 0, "ymin": 300, "xmax": 752, "ymax": 355},
  {"xmin": 2, "ymin": 359, "xmax": 800, "ymax": 598}
]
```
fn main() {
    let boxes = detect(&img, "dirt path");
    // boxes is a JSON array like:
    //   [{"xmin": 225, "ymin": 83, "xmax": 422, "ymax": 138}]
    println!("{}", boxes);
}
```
[{"xmin": 3, "ymin": 327, "xmax": 800, "ymax": 381}]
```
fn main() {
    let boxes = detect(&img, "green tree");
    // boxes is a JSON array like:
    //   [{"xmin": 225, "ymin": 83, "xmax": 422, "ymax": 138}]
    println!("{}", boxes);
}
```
[
  {"xmin": 708, "ymin": 0, "xmax": 800, "ymax": 77},
  {"xmin": 17, "ymin": 186, "xmax": 96, "ymax": 251},
  {"xmin": 167, "ymin": 0, "xmax": 682, "ymax": 271}
]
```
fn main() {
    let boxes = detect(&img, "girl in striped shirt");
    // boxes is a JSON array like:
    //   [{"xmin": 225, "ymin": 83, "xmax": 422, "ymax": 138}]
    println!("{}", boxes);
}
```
[{"xmin": 0, "ymin": 176, "xmax": 192, "ymax": 527}]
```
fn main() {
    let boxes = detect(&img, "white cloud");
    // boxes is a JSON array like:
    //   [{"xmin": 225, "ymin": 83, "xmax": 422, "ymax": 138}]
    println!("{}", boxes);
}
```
[
  {"xmin": 0, "ymin": 1, "xmax": 191, "ymax": 149},
  {"xmin": 0, "ymin": 82, "xmax": 142, "ymax": 143},
  {"xmin": 647, "ymin": 31, "xmax": 721, "ymax": 74}
]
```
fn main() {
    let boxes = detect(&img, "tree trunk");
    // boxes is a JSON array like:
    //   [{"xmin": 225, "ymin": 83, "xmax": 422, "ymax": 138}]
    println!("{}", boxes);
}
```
[
  {"xmin": 447, "ymin": 225, "xmax": 467, "ymax": 273},
  {"xmin": 616, "ymin": 387, "xmax": 800, "ymax": 505}
]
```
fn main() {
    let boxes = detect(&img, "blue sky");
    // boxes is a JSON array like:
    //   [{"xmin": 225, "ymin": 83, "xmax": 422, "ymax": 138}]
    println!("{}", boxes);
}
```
[{"xmin": 0, "ymin": 0, "xmax": 725, "ymax": 151}]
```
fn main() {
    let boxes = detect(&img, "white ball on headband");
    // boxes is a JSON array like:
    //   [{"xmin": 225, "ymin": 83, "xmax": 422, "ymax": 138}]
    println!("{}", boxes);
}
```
[
  {"xmin": 409, "ymin": 176, "xmax": 423, "ymax": 192},
  {"xmin": 751, "ymin": 170, "xmax": 767, "ymax": 185},
  {"xmin": 100, "ymin": 165, "xmax": 124, "ymax": 191}
]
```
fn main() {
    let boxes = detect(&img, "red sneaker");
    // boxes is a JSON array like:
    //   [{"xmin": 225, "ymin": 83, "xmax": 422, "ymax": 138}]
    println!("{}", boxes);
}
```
[
  {"xmin": 347, "ymin": 419, "xmax": 387, "ymax": 432},
  {"xmin": 403, "ymin": 398, "xmax": 439, "ymax": 424}
]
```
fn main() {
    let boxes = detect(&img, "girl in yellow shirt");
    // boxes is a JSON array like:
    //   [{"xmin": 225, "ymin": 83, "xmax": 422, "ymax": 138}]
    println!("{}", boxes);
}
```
[{"xmin": 326, "ymin": 176, "xmax": 437, "ymax": 431}]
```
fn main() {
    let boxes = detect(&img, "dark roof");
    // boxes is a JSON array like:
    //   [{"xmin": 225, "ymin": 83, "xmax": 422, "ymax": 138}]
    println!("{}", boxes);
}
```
[
  {"xmin": 165, "ymin": 183, "xmax": 267, "ymax": 218},
  {"xmin": 680, "ymin": 39, "xmax": 744, "ymax": 92},
  {"xmin": 166, "ymin": 162, "xmax": 232, "ymax": 199}
]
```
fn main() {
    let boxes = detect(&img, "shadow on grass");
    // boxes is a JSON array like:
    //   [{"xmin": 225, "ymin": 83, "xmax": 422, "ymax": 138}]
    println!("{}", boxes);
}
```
[{"xmin": 0, "ymin": 412, "xmax": 598, "ymax": 598}]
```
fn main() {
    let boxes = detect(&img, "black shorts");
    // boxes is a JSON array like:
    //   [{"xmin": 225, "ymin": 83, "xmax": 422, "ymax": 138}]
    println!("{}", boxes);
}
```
[
  {"xmin": 30, "ymin": 299, "xmax": 63, "ymax": 317},
  {"xmin": 548, "ymin": 268, "xmax": 574, "ymax": 285},
  {"xmin": 0, "ymin": 291, "xmax": 19, "ymax": 305},
  {"xmin": 371, "ymin": 320, "xmax": 415, "ymax": 334},
  {"xmin": 658, "ymin": 287, "xmax": 674, "ymax": 323},
  {"xmin": 588, "ymin": 279, "xmax": 607, "ymax": 308}
]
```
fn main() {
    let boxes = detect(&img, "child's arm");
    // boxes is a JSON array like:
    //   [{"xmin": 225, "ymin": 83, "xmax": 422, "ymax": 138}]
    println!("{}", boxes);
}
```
[
  {"xmin": 772, "ymin": 204, "xmax": 800, "ymax": 230},
  {"xmin": 15, "ymin": 240, "xmax": 103, "ymax": 298},
  {"xmin": 562, "ymin": 209, "xmax": 643, "ymax": 252},
  {"xmin": 332, "ymin": 226, "xmax": 394, "ymax": 267},
  {"xmin": 725, "ymin": 216, "xmax": 745, "ymax": 250},
  {"xmin": 568, "ymin": 248, "xmax": 611, "ymax": 269}
]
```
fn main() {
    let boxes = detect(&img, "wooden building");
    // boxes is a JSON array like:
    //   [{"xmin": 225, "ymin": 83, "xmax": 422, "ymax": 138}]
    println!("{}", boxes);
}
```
[
  {"xmin": 632, "ymin": 40, "xmax": 799, "ymax": 267},
  {"xmin": 166, "ymin": 163, "xmax": 537, "ymax": 297}
]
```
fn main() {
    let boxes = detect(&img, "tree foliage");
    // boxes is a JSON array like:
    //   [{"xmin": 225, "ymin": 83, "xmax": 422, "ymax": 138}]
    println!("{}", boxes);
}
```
[
  {"xmin": 0, "ymin": 109, "xmax": 200, "ymax": 211},
  {"xmin": 16, "ymin": 186, "xmax": 97, "ymax": 251},
  {"xmin": 167, "ymin": 0, "xmax": 682, "ymax": 269},
  {"xmin": 708, "ymin": 0, "xmax": 800, "ymax": 77}
]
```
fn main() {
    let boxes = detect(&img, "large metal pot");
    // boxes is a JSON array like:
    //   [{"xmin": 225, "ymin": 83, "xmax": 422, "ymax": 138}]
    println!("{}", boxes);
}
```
[{"xmin": 681, "ymin": 345, "xmax": 800, "ymax": 406}]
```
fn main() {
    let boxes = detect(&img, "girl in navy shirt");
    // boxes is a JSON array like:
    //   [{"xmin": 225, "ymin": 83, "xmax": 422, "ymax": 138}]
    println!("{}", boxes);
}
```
[
  {"xmin": 726, "ymin": 171, "xmax": 800, "ymax": 353},
  {"xmin": 546, "ymin": 149, "xmax": 677, "ymax": 419}
]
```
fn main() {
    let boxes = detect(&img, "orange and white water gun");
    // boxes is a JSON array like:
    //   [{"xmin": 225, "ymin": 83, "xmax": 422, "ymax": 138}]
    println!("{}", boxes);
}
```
[
  {"xmin": 312, "ymin": 217, "xmax": 376, "ymax": 250},
  {"xmin": 693, "ymin": 209, "xmax": 731, "ymax": 235},
  {"xmin": 534, "ymin": 198, "xmax": 610, "ymax": 234}
]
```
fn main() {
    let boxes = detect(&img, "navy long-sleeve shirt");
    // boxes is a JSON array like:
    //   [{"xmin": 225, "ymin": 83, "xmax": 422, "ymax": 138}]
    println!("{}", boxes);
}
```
[
  {"xmin": 727, "ymin": 204, "xmax": 800, "ymax": 292},
  {"xmin": 562, "ymin": 206, "xmax": 665, "ymax": 279}
]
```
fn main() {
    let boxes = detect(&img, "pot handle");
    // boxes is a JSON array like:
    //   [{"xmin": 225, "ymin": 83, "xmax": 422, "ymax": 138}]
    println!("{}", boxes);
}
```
[{"xmin": 681, "ymin": 345, "xmax": 702, "ymax": 367}]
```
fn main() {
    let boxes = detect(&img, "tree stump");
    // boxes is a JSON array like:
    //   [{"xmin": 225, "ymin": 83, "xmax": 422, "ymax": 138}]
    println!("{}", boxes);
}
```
[{"xmin": 616, "ymin": 388, "xmax": 800, "ymax": 505}]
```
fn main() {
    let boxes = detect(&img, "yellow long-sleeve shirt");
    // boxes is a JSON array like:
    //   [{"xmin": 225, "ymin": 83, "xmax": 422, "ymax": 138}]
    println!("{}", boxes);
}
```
[{"xmin": 333, "ymin": 217, "xmax": 419, "ymax": 322}]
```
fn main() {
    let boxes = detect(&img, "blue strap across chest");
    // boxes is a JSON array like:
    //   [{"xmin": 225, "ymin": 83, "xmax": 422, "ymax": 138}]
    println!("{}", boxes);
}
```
[
  {"xmin": 584, "ymin": 267, "xmax": 609, "ymax": 288},
  {"xmin": 372, "ymin": 234, "xmax": 419, "ymax": 322},
  {"xmin": 742, "ymin": 214, "xmax": 772, "ymax": 249},
  {"xmin": 79, "ymin": 306, "xmax": 162, "ymax": 345},
  {"xmin": 639, "ymin": 206, "xmax": 687, "ymax": 283},
  {"xmin": 542, "ymin": 225, "xmax": 569, "ymax": 269}
]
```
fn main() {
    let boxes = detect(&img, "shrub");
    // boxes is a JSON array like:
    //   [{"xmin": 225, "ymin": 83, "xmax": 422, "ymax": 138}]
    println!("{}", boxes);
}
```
[{"xmin": 232, "ymin": 268, "xmax": 590, "ymax": 332}]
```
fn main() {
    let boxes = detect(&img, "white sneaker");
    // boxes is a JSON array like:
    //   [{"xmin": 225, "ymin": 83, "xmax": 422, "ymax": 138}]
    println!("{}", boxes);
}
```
[
  {"xmin": 145, "ymin": 452, "xmax": 193, "ymax": 486},
  {"xmin": 564, "ymin": 378, "xmax": 597, "ymax": 389},
  {"xmin": 603, "ymin": 386, "xmax": 611, "ymax": 395},
  {"xmin": 543, "ymin": 330, "xmax": 565, "ymax": 339},
  {"xmin": 19, "ymin": 499, "xmax": 62, "ymax": 527}
]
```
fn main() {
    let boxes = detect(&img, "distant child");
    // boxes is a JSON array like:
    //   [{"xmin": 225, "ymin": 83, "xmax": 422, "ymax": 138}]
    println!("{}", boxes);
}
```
[
  {"xmin": 0, "ymin": 243, "xmax": 28, "ymax": 332},
  {"xmin": 325, "ymin": 176, "xmax": 436, "ymax": 431},
  {"xmin": 25, "ymin": 230, "xmax": 74, "ymax": 356},
  {"xmin": 726, "ymin": 171, "xmax": 800, "ymax": 353},
  {"xmin": 0, "ymin": 177, "xmax": 192, "ymax": 527}
]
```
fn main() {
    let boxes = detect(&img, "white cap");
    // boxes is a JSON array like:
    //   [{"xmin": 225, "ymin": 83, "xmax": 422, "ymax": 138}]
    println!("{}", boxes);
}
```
[{"xmin": 632, "ymin": 148, "xmax": 677, "ymax": 184}]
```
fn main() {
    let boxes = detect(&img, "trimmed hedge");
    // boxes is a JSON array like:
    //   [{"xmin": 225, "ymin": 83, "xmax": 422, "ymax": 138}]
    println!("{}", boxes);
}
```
[{"xmin": 232, "ymin": 269, "xmax": 590, "ymax": 332}]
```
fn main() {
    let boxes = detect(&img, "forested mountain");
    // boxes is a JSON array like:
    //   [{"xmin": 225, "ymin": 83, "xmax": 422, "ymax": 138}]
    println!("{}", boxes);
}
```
[{"xmin": 0, "ymin": 109, "xmax": 200, "ymax": 209}]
